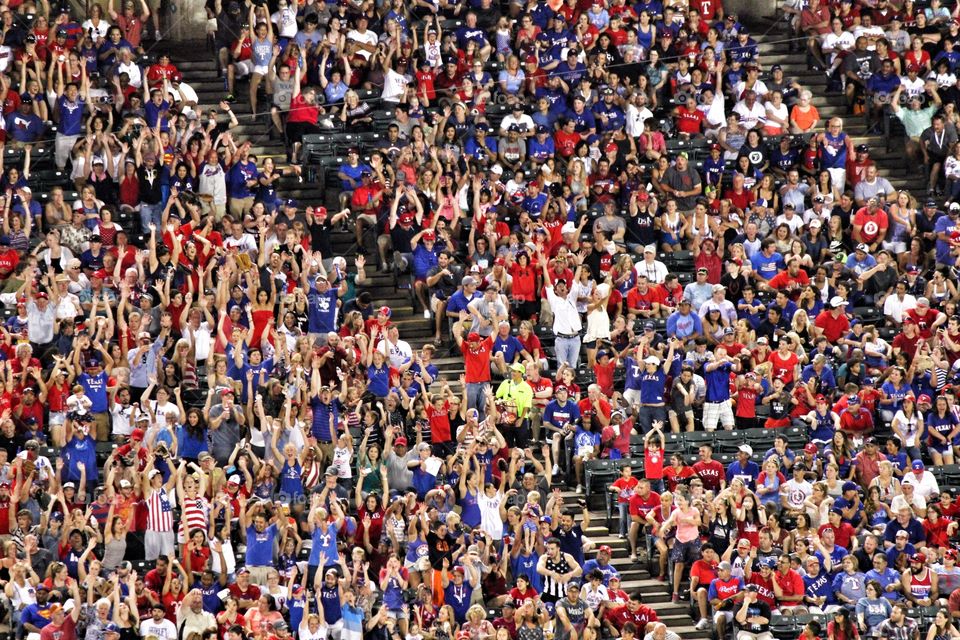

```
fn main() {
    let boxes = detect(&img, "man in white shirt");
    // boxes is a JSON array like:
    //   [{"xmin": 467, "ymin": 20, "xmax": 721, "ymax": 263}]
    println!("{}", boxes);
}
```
[
  {"xmin": 139, "ymin": 603, "xmax": 177, "ymax": 639},
  {"xmin": 376, "ymin": 325, "xmax": 413, "ymax": 367},
  {"xmin": 901, "ymin": 460, "xmax": 940, "ymax": 501},
  {"xmin": 699, "ymin": 284, "xmax": 737, "ymax": 326},
  {"xmin": 883, "ymin": 280, "xmax": 917, "ymax": 325},
  {"xmin": 698, "ymin": 87, "xmax": 727, "ymax": 138},
  {"xmin": 780, "ymin": 462, "xmax": 813, "ymax": 513},
  {"xmin": 499, "ymin": 103, "xmax": 536, "ymax": 138},
  {"xmin": 626, "ymin": 92, "xmax": 654, "ymax": 137},
  {"xmin": 381, "ymin": 55, "xmax": 411, "ymax": 104},
  {"xmin": 346, "ymin": 15, "xmax": 378, "ymax": 61},
  {"xmin": 222, "ymin": 218, "xmax": 258, "ymax": 257},
  {"xmin": 822, "ymin": 20, "xmax": 855, "ymax": 72},
  {"xmin": 774, "ymin": 203, "xmax": 806, "ymax": 234},
  {"xmin": 732, "ymin": 90, "xmax": 766, "ymax": 130},
  {"xmin": 167, "ymin": 76, "xmax": 199, "ymax": 118},
  {"xmin": 117, "ymin": 48, "xmax": 143, "ymax": 87},
  {"xmin": 542, "ymin": 253, "xmax": 583, "ymax": 368},
  {"xmin": 634, "ymin": 245, "xmax": 668, "ymax": 283}
]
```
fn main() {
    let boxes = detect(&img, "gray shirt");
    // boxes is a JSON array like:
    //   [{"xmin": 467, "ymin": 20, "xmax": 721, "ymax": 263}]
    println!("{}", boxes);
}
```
[
  {"xmin": 385, "ymin": 449, "xmax": 416, "ymax": 489},
  {"xmin": 661, "ymin": 164, "xmax": 702, "ymax": 210},
  {"xmin": 208, "ymin": 403, "xmax": 242, "ymax": 465},
  {"xmin": 854, "ymin": 177, "xmax": 895, "ymax": 204}
]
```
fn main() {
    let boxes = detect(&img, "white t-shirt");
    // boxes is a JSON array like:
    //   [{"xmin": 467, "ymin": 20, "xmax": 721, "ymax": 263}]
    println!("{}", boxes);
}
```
[
  {"xmin": 140, "ymin": 618, "xmax": 177, "ymax": 640},
  {"xmin": 346, "ymin": 29, "xmax": 378, "ymax": 60},
  {"xmin": 499, "ymin": 113, "xmax": 535, "ymax": 136},
  {"xmin": 117, "ymin": 60, "xmax": 142, "ymax": 87},
  {"xmin": 82, "ymin": 19, "xmax": 112, "ymax": 41},
  {"xmin": 822, "ymin": 31, "xmax": 855, "ymax": 62},
  {"xmin": 780, "ymin": 478, "xmax": 813, "ymax": 510},
  {"xmin": 111, "ymin": 402, "xmax": 134, "ymax": 437},
  {"xmin": 170, "ymin": 82, "xmax": 200, "ymax": 118},
  {"xmin": 625, "ymin": 104, "xmax": 653, "ymax": 137},
  {"xmin": 271, "ymin": 7, "xmax": 298, "ymax": 37},
  {"xmin": 376, "ymin": 338, "xmax": 412, "ymax": 368},
  {"xmin": 381, "ymin": 68, "xmax": 410, "ymax": 102}
]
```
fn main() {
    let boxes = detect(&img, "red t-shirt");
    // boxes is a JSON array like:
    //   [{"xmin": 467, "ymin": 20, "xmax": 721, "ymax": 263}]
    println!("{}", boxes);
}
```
[
  {"xmin": 905, "ymin": 308, "xmax": 941, "ymax": 339},
  {"xmin": 693, "ymin": 459, "xmax": 726, "ymax": 492},
  {"xmin": 815, "ymin": 310, "xmax": 851, "ymax": 343},
  {"xmin": 605, "ymin": 604, "xmax": 658, "ymax": 631},
  {"xmin": 628, "ymin": 491, "xmax": 660, "ymax": 518},
  {"xmin": 768, "ymin": 351, "xmax": 800, "ymax": 385},
  {"xmin": 287, "ymin": 93, "xmax": 319, "ymax": 124},
  {"xmin": 663, "ymin": 465, "xmax": 696, "ymax": 491},
  {"xmin": 427, "ymin": 401, "xmax": 452, "ymax": 443},
  {"xmin": 853, "ymin": 208, "xmax": 889, "ymax": 244},
  {"xmin": 690, "ymin": 558, "xmax": 718, "ymax": 588},
  {"xmin": 40, "ymin": 616, "xmax": 76, "ymax": 640},
  {"xmin": 578, "ymin": 397, "xmax": 611, "ymax": 425},
  {"xmin": 610, "ymin": 476, "xmax": 639, "ymax": 503},
  {"xmin": 463, "ymin": 337, "xmax": 493, "ymax": 383}
]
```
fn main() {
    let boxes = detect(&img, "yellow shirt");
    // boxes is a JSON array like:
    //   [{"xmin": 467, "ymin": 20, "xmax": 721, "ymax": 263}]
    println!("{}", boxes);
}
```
[{"xmin": 495, "ymin": 379, "xmax": 534, "ymax": 419}]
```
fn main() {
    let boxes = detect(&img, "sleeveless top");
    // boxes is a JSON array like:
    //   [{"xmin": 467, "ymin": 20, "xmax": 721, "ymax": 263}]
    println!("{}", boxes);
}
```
[
  {"xmin": 909, "ymin": 569, "xmax": 932, "ymax": 599},
  {"xmin": 543, "ymin": 555, "xmax": 571, "ymax": 600},
  {"xmin": 102, "ymin": 538, "xmax": 127, "ymax": 571}
]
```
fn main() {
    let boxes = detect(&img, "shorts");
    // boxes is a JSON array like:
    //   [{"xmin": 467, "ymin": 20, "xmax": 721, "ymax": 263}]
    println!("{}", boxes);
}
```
[
  {"xmin": 234, "ymin": 60, "xmax": 253, "ymax": 76},
  {"xmin": 713, "ymin": 610, "xmax": 735, "ymax": 624},
  {"xmin": 144, "ymin": 529, "xmax": 175, "ymax": 560},
  {"xmin": 253, "ymin": 64, "xmax": 269, "ymax": 76},
  {"xmin": 670, "ymin": 538, "xmax": 702, "ymax": 563},
  {"xmin": 386, "ymin": 608, "xmax": 409, "ymax": 620},
  {"xmin": 703, "ymin": 400, "xmax": 735, "ymax": 431},
  {"xmin": 49, "ymin": 411, "xmax": 66, "ymax": 426}
]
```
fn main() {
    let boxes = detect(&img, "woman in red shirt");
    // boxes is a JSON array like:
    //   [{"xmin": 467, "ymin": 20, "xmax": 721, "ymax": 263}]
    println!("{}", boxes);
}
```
[
  {"xmin": 286, "ymin": 73, "xmax": 322, "ymax": 159},
  {"xmin": 510, "ymin": 253, "xmax": 539, "ymax": 322}
]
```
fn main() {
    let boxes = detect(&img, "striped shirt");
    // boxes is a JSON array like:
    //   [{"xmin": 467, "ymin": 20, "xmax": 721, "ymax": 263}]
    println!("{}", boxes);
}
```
[
  {"xmin": 180, "ymin": 495, "xmax": 209, "ymax": 538},
  {"xmin": 543, "ymin": 555, "xmax": 571, "ymax": 600},
  {"xmin": 146, "ymin": 488, "xmax": 175, "ymax": 532}
]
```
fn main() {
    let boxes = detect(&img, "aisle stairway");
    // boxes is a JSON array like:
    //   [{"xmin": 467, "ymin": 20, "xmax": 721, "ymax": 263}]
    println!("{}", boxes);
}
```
[{"xmin": 151, "ymin": 14, "xmax": 922, "ymax": 639}]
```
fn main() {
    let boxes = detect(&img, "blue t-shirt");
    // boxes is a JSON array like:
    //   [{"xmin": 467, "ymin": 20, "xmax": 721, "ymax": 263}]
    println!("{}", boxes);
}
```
[
  {"xmin": 639, "ymin": 369, "xmax": 667, "ymax": 404},
  {"xmin": 542, "ymin": 400, "xmax": 580, "ymax": 429},
  {"xmin": 309, "ymin": 522, "xmax": 340, "ymax": 566},
  {"xmin": 624, "ymin": 356, "xmax": 644, "ymax": 391},
  {"xmin": 57, "ymin": 96, "xmax": 86, "ymax": 136},
  {"xmin": 804, "ymin": 570, "xmax": 835, "ymax": 604},
  {"xmin": 367, "ymin": 364, "xmax": 391, "ymax": 398},
  {"xmin": 492, "ymin": 335, "xmax": 524, "ymax": 363},
  {"xmin": 705, "ymin": 362, "xmax": 733, "ymax": 402},
  {"xmin": 309, "ymin": 397, "xmax": 341, "ymax": 442},
  {"xmin": 412, "ymin": 244, "xmax": 440, "ymax": 279},
  {"xmin": 227, "ymin": 160, "xmax": 258, "ymax": 199},
  {"xmin": 280, "ymin": 460, "xmax": 304, "ymax": 501},
  {"xmin": 320, "ymin": 584, "xmax": 342, "ymax": 624},
  {"xmin": 62, "ymin": 435, "xmax": 98, "ymax": 485},
  {"xmin": 750, "ymin": 251, "xmax": 784, "ymax": 281},
  {"xmin": 79, "ymin": 371, "xmax": 109, "ymax": 412},
  {"xmin": 245, "ymin": 523, "xmax": 278, "ymax": 566},
  {"xmin": 936, "ymin": 214, "xmax": 957, "ymax": 265},
  {"xmin": 288, "ymin": 592, "xmax": 307, "ymax": 631},
  {"xmin": 307, "ymin": 289, "xmax": 338, "ymax": 334},
  {"xmin": 444, "ymin": 581, "xmax": 473, "ymax": 623}
]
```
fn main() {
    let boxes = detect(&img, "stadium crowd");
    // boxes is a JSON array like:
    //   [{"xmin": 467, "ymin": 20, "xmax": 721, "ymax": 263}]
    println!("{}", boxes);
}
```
[{"xmin": 11, "ymin": 0, "xmax": 960, "ymax": 639}]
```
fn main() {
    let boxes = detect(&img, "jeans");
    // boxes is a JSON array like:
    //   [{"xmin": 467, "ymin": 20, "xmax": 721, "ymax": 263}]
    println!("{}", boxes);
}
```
[
  {"xmin": 618, "ymin": 502, "xmax": 630, "ymax": 536},
  {"xmin": 139, "ymin": 202, "xmax": 164, "ymax": 233},
  {"xmin": 638, "ymin": 405, "xmax": 667, "ymax": 434},
  {"xmin": 466, "ymin": 382, "xmax": 489, "ymax": 418},
  {"xmin": 555, "ymin": 335, "xmax": 581, "ymax": 368}
]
